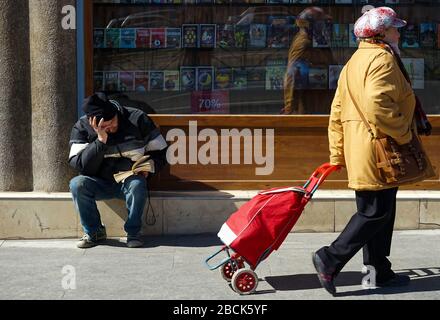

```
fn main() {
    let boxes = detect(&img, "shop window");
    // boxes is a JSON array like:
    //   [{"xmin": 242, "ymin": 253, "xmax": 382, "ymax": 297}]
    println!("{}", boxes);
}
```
[{"xmin": 92, "ymin": 0, "xmax": 440, "ymax": 115}]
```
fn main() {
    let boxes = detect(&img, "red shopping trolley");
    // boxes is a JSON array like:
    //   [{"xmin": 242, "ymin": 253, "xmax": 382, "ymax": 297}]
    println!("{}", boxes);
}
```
[{"xmin": 205, "ymin": 163, "xmax": 340, "ymax": 295}]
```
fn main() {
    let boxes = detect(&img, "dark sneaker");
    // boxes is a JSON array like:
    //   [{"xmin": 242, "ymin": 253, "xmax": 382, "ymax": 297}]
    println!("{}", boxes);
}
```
[
  {"xmin": 77, "ymin": 226, "xmax": 107, "ymax": 249},
  {"xmin": 127, "ymin": 234, "xmax": 144, "ymax": 248},
  {"xmin": 312, "ymin": 252, "xmax": 337, "ymax": 296},
  {"xmin": 376, "ymin": 274, "xmax": 410, "ymax": 287}
]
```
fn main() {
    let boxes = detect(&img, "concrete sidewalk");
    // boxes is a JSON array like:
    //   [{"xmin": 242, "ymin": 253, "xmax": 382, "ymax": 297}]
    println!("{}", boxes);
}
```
[{"xmin": 0, "ymin": 230, "xmax": 439, "ymax": 300}]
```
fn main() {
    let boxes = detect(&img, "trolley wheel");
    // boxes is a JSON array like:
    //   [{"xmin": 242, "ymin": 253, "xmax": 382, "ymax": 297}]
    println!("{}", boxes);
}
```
[
  {"xmin": 231, "ymin": 269, "xmax": 259, "ymax": 295},
  {"xmin": 220, "ymin": 258, "xmax": 245, "ymax": 282}
]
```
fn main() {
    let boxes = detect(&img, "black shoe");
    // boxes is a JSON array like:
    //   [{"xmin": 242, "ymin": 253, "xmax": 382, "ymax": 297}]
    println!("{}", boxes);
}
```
[
  {"xmin": 376, "ymin": 274, "xmax": 410, "ymax": 287},
  {"xmin": 312, "ymin": 252, "xmax": 336, "ymax": 296},
  {"xmin": 127, "ymin": 234, "xmax": 144, "ymax": 248}
]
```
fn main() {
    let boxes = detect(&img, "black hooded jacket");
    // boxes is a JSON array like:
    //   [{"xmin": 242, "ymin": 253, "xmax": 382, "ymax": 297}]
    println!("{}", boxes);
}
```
[{"xmin": 68, "ymin": 102, "xmax": 168, "ymax": 182}]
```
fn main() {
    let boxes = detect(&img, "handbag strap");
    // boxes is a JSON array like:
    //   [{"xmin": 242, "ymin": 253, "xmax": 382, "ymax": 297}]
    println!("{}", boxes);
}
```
[{"xmin": 344, "ymin": 62, "xmax": 376, "ymax": 140}]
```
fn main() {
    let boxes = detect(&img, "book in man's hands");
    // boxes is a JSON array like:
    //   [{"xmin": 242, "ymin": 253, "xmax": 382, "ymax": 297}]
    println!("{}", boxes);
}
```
[{"xmin": 113, "ymin": 155, "xmax": 155, "ymax": 183}]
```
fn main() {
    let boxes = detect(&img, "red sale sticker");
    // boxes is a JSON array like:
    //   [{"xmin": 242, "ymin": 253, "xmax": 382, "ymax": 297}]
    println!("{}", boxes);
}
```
[{"xmin": 191, "ymin": 91, "xmax": 230, "ymax": 114}]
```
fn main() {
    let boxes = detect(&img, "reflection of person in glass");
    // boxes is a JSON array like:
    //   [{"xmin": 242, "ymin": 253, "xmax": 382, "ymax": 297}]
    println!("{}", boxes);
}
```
[{"xmin": 282, "ymin": 7, "xmax": 334, "ymax": 114}]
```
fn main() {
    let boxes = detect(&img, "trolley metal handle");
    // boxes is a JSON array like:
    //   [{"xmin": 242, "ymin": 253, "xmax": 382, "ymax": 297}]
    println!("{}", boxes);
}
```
[
  {"xmin": 204, "ymin": 246, "xmax": 232, "ymax": 270},
  {"xmin": 303, "ymin": 163, "xmax": 341, "ymax": 199}
]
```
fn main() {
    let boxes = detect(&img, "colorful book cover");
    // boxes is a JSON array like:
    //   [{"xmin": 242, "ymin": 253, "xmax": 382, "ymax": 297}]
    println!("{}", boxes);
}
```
[
  {"xmin": 104, "ymin": 71, "xmax": 119, "ymax": 91},
  {"xmin": 425, "ymin": 55, "xmax": 440, "ymax": 81},
  {"xmin": 105, "ymin": 29, "xmax": 121, "ymax": 48},
  {"xmin": 266, "ymin": 59, "xmax": 287, "ymax": 90},
  {"xmin": 331, "ymin": 24, "xmax": 349, "ymax": 47},
  {"xmin": 290, "ymin": 60, "xmax": 309, "ymax": 90},
  {"xmin": 247, "ymin": 67, "xmax": 266, "ymax": 89},
  {"xmin": 266, "ymin": 0, "xmax": 290, "ymax": 3},
  {"xmin": 328, "ymin": 65, "xmax": 344, "ymax": 90},
  {"xmin": 234, "ymin": 25, "xmax": 249, "ymax": 49},
  {"xmin": 136, "ymin": 28, "xmax": 151, "ymax": 48},
  {"xmin": 93, "ymin": 29, "xmax": 105, "ymax": 48},
  {"xmin": 164, "ymin": 71, "xmax": 180, "ymax": 91},
  {"xmin": 180, "ymin": 67, "xmax": 197, "ymax": 91},
  {"xmin": 267, "ymin": 16, "xmax": 291, "ymax": 49},
  {"xmin": 420, "ymin": 23, "xmax": 437, "ymax": 48},
  {"xmin": 150, "ymin": 28, "xmax": 166, "ymax": 49},
  {"xmin": 401, "ymin": 24, "xmax": 420, "ymax": 48},
  {"xmin": 182, "ymin": 25, "xmax": 199, "ymax": 48},
  {"xmin": 149, "ymin": 71, "xmax": 165, "ymax": 90},
  {"xmin": 312, "ymin": 21, "xmax": 332, "ymax": 48},
  {"xmin": 232, "ymin": 68, "xmax": 248, "ymax": 90},
  {"xmin": 402, "ymin": 58, "xmax": 424, "ymax": 89},
  {"xmin": 249, "ymin": 24, "xmax": 267, "ymax": 48},
  {"xmin": 134, "ymin": 71, "xmax": 149, "ymax": 92},
  {"xmin": 348, "ymin": 24, "xmax": 358, "ymax": 48},
  {"xmin": 94, "ymin": 72, "xmax": 104, "ymax": 92},
  {"xmin": 197, "ymin": 67, "xmax": 214, "ymax": 91},
  {"xmin": 119, "ymin": 71, "xmax": 135, "ymax": 92},
  {"xmin": 199, "ymin": 24, "xmax": 217, "ymax": 48},
  {"xmin": 217, "ymin": 24, "xmax": 235, "ymax": 48},
  {"xmin": 308, "ymin": 67, "xmax": 328, "ymax": 89},
  {"xmin": 166, "ymin": 28, "xmax": 182, "ymax": 48},
  {"xmin": 214, "ymin": 67, "xmax": 233, "ymax": 90},
  {"xmin": 120, "ymin": 29, "xmax": 137, "ymax": 48}
]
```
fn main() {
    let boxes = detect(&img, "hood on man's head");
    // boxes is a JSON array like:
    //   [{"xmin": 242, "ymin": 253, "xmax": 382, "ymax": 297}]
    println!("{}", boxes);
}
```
[{"xmin": 82, "ymin": 92, "xmax": 118, "ymax": 121}]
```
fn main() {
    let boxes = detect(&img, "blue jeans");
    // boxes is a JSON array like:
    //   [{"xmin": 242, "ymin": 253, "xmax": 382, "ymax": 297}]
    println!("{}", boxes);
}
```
[{"xmin": 69, "ymin": 175, "xmax": 148, "ymax": 237}]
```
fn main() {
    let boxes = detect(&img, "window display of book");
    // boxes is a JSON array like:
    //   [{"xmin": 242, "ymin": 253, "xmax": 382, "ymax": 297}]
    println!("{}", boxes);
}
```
[{"xmin": 92, "ymin": 0, "xmax": 440, "ymax": 114}]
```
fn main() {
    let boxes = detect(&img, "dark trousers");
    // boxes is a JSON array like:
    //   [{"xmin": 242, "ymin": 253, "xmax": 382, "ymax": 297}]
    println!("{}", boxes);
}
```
[{"xmin": 317, "ymin": 187, "xmax": 398, "ymax": 280}]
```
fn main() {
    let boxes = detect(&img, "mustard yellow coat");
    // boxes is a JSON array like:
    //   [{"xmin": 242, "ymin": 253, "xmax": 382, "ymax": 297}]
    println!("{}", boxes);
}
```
[{"xmin": 328, "ymin": 41, "xmax": 434, "ymax": 190}]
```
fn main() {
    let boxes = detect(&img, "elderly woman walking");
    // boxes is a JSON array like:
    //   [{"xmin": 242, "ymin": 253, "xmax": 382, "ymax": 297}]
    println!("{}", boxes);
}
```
[{"xmin": 312, "ymin": 7, "xmax": 435, "ymax": 295}]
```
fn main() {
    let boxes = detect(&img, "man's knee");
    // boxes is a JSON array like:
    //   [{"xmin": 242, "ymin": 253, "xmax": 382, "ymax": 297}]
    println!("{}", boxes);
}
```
[
  {"xmin": 124, "ymin": 176, "xmax": 147, "ymax": 194},
  {"xmin": 69, "ymin": 176, "xmax": 90, "ymax": 196}
]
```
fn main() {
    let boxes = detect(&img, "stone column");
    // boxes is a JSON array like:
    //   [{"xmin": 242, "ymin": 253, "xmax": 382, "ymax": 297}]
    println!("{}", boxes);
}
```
[
  {"xmin": 0, "ymin": 1, "xmax": 33, "ymax": 191},
  {"xmin": 29, "ymin": 0, "xmax": 77, "ymax": 192}
]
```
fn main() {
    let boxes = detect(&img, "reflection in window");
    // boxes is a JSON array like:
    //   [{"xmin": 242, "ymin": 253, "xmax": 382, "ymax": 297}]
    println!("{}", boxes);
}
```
[{"xmin": 92, "ymin": 0, "xmax": 440, "ymax": 115}]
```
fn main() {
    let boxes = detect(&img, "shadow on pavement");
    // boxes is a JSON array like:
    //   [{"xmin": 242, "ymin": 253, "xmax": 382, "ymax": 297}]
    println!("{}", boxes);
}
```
[
  {"xmin": 265, "ymin": 271, "xmax": 362, "ymax": 291},
  {"xmin": 98, "ymin": 233, "xmax": 222, "ymax": 249},
  {"xmin": 334, "ymin": 268, "xmax": 440, "ymax": 297},
  {"xmin": 265, "ymin": 267, "xmax": 440, "ymax": 296}
]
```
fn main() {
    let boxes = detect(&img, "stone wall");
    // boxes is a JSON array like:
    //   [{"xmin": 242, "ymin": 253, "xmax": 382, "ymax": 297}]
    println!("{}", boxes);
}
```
[{"xmin": 0, "ymin": 1, "xmax": 77, "ymax": 192}]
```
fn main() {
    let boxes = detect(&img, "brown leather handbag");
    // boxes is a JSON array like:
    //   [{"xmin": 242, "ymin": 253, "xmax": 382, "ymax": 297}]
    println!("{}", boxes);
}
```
[
  {"xmin": 373, "ymin": 134, "xmax": 429, "ymax": 184},
  {"xmin": 345, "ymin": 65, "xmax": 432, "ymax": 185}
]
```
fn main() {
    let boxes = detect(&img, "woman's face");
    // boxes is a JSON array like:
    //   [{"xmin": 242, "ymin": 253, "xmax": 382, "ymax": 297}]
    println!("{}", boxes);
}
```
[{"xmin": 383, "ymin": 27, "xmax": 400, "ymax": 44}]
